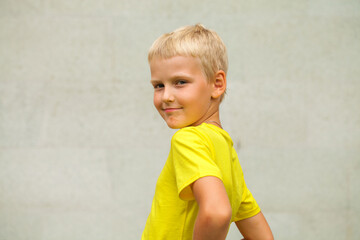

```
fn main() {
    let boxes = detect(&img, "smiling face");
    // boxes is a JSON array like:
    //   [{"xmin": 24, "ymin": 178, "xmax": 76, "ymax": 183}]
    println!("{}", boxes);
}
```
[{"xmin": 150, "ymin": 56, "xmax": 221, "ymax": 129}]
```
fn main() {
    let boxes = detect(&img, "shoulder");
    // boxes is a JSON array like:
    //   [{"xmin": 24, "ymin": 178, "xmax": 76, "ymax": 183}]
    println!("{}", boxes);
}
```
[{"xmin": 171, "ymin": 125, "xmax": 211, "ymax": 145}]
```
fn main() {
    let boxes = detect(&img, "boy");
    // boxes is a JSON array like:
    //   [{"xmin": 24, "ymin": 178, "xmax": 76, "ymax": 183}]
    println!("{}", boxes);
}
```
[{"xmin": 142, "ymin": 24, "xmax": 273, "ymax": 240}]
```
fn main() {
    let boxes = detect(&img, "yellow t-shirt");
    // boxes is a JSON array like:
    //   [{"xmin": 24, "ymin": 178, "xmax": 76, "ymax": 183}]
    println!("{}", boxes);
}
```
[{"xmin": 142, "ymin": 123, "xmax": 260, "ymax": 240}]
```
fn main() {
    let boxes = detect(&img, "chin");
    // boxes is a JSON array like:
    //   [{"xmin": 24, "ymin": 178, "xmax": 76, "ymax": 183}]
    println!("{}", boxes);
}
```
[
  {"xmin": 165, "ymin": 121, "xmax": 189, "ymax": 129},
  {"xmin": 166, "ymin": 123, "xmax": 182, "ymax": 129}
]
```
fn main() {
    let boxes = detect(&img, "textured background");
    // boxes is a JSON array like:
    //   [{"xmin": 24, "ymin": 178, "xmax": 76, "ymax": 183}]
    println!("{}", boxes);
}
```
[{"xmin": 0, "ymin": 1, "xmax": 359, "ymax": 239}]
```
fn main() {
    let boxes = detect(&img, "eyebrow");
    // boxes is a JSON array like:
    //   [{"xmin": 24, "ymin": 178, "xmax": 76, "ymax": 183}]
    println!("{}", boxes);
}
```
[
  {"xmin": 150, "ymin": 79, "xmax": 161, "ymax": 84},
  {"xmin": 172, "ymin": 73, "xmax": 192, "ymax": 79},
  {"xmin": 150, "ymin": 73, "xmax": 192, "ymax": 83}
]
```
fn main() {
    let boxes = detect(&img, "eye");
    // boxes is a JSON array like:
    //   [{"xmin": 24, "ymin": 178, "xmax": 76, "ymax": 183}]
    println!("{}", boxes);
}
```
[
  {"xmin": 175, "ymin": 80, "xmax": 187, "ymax": 86},
  {"xmin": 153, "ymin": 83, "xmax": 164, "ymax": 89}
]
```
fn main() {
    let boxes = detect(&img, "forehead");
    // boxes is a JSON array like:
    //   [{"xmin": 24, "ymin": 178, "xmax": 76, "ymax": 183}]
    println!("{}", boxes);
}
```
[{"xmin": 150, "ymin": 56, "xmax": 204, "ymax": 78}]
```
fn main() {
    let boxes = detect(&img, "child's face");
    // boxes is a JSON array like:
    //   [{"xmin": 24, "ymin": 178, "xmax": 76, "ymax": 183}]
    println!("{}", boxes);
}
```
[{"xmin": 150, "ymin": 56, "xmax": 216, "ymax": 129}]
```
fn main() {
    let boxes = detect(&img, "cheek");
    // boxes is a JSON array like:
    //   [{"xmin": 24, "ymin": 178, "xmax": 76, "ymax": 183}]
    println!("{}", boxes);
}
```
[
  {"xmin": 153, "ymin": 93, "xmax": 161, "ymax": 109},
  {"xmin": 183, "ymin": 87, "xmax": 210, "ymax": 105}
]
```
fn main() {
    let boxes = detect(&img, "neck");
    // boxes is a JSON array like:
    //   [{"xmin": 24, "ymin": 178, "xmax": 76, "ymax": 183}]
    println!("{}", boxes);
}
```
[
  {"xmin": 203, "ymin": 109, "xmax": 222, "ymax": 128},
  {"xmin": 191, "ymin": 103, "xmax": 222, "ymax": 127},
  {"xmin": 205, "ymin": 120, "xmax": 222, "ymax": 129}
]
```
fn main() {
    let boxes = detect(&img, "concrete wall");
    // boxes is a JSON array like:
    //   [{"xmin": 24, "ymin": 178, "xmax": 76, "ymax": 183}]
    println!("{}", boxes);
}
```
[{"xmin": 1, "ymin": 1, "xmax": 359, "ymax": 239}]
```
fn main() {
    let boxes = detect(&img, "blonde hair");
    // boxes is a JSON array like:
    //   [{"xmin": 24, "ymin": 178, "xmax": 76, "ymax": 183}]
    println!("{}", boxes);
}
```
[{"xmin": 148, "ymin": 24, "xmax": 228, "ymax": 82}]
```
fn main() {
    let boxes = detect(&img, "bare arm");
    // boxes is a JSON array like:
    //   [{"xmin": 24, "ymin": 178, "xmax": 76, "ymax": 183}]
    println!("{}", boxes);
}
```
[
  {"xmin": 235, "ymin": 212, "xmax": 274, "ymax": 240},
  {"xmin": 192, "ymin": 176, "xmax": 232, "ymax": 240}
]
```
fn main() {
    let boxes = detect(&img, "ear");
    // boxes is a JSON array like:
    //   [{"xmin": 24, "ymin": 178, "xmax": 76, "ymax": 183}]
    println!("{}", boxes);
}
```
[{"xmin": 211, "ymin": 70, "xmax": 226, "ymax": 99}]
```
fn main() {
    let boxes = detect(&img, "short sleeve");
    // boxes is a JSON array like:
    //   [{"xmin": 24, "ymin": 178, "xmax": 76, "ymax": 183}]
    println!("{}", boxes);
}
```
[
  {"xmin": 171, "ymin": 128, "xmax": 223, "ymax": 201},
  {"xmin": 235, "ymin": 181, "xmax": 261, "ymax": 221}
]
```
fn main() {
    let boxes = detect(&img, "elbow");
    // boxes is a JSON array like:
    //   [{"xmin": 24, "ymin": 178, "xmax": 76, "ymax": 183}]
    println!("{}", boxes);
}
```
[
  {"xmin": 245, "ymin": 233, "xmax": 274, "ymax": 240},
  {"xmin": 263, "ymin": 235, "xmax": 275, "ymax": 240},
  {"xmin": 263, "ymin": 228, "xmax": 274, "ymax": 240},
  {"xmin": 245, "ymin": 237, "xmax": 273, "ymax": 240},
  {"xmin": 215, "ymin": 208, "xmax": 232, "ymax": 227},
  {"xmin": 200, "ymin": 206, "xmax": 232, "ymax": 228},
  {"xmin": 261, "ymin": 235, "xmax": 274, "ymax": 240},
  {"xmin": 268, "ymin": 233, "xmax": 274, "ymax": 240}
]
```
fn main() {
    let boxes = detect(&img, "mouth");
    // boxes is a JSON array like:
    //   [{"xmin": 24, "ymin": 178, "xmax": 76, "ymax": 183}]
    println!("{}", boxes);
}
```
[{"xmin": 163, "ymin": 108, "xmax": 181, "ymax": 113}]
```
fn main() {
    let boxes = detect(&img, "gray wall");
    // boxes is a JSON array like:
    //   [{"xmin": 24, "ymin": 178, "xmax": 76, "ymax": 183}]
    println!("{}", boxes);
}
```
[{"xmin": 1, "ymin": 1, "xmax": 359, "ymax": 239}]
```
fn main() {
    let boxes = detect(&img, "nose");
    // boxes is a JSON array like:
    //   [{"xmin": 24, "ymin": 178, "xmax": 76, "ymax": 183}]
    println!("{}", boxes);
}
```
[{"xmin": 162, "ymin": 86, "xmax": 175, "ymax": 102}]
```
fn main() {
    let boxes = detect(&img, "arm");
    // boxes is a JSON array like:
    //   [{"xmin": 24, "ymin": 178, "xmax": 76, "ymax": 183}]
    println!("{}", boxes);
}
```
[
  {"xmin": 235, "ymin": 212, "xmax": 274, "ymax": 240},
  {"xmin": 192, "ymin": 176, "xmax": 232, "ymax": 240}
]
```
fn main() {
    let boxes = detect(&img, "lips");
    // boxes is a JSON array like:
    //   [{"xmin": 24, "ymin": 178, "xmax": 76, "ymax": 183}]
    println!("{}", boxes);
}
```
[{"xmin": 163, "ymin": 107, "xmax": 181, "ymax": 113}]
